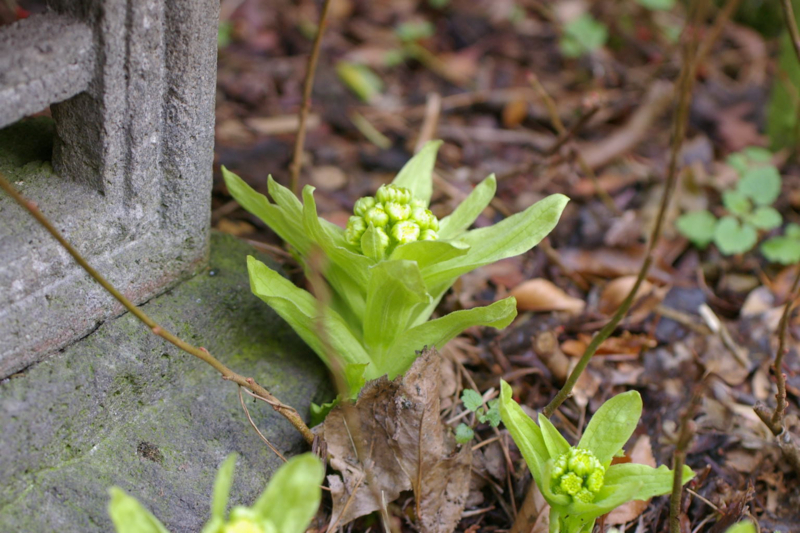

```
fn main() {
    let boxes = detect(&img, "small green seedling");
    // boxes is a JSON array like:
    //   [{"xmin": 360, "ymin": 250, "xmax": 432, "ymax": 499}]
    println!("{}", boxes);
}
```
[
  {"xmin": 222, "ymin": 141, "xmax": 568, "ymax": 395},
  {"xmin": 560, "ymin": 13, "xmax": 608, "ymax": 58},
  {"xmin": 677, "ymin": 147, "xmax": 787, "ymax": 258},
  {"xmin": 455, "ymin": 389, "xmax": 501, "ymax": 443},
  {"xmin": 499, "ymin": 381, "xmax": 693, "ymax": 533},
  {"xmin": 108, "ymin": 453, "xmax": 324, "ymax": 533}
]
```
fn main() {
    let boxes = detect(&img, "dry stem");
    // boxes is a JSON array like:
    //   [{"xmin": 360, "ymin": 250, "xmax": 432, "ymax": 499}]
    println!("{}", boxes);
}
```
[
  {"xmin": 289, "ymin": 0, "xmax": 333, "ymax": 196},
  {"xmin": 780, "ymin": 0, "xmax": 800, "ymax": 65},
  {"xmin": 669, "ymin": 389, "xmax": 701, "ymax": 533},
  {"xmin": 0, "ymin": 171, "xmax": 314, "ymax": 444}
]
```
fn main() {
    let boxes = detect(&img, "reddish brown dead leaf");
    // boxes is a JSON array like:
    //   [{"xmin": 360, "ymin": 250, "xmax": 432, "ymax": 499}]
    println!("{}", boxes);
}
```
[
  {"xmin": 560, "ymin": 247, "xmax": 672, "ymax": 283},
  {"xmin": 598, "ymin": 275, "xmax": 653, "ymax": 315},
  {"xmin": 605, "ymin": 436, "xmax": 656, "ymax": 525},
  {"xmin": 510, "ymin": 278, "xmax": 585, "ymax": 315},
  {"xmin": 321, "ymin": 349, "xmax": 472, "ymax": 533},
  {"xmin": 561, "ymin": 332, "xmax": 656, "ymax": 358}
]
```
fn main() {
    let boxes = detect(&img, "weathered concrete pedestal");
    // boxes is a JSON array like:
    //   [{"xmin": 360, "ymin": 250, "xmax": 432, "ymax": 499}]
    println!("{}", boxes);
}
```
[{"xmin": 0, "ymin": 232, "xmax": 331, "ymax": 532}]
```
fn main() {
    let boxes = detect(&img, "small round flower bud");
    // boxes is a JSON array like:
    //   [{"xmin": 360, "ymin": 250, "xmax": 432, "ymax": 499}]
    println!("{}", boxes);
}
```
[
  {"xmin": 410, "ymin": 198, "xmax": 426, "ymax": 209},
  {"xmin": 353, "ymin": 196, "xmax": 376, "ymax": 217},
  {"xmin": 376, "ymin": 184, "xmax": 408, "ymax": 204},
  {"xmin": 364, "ymin": 205, "xmax": 389, "ymax": 228},
  {"xmin": 345, "ymin": 216, "xmax": 367, "ymax": 247},
  {"xmin": 385, "ymin": 201, "xmax": 411, "ymax": 223},
  {"xmin": 551, "ymin": 447, "xmax": 605, "ymax": 503},
  {"xmin": 224, "ymin": 508, "xmax": 264, "ymax": 533},
  {"xmin": 420, "ymin": 229, "xmax": 438, "ymax": 241},
  {"xmin": 411, "ymin": 207, "xmax": 438, "ymax": 230},
  {"xmin": 391, "ymin": 220, "xmax": 421, "ymax": 244}
]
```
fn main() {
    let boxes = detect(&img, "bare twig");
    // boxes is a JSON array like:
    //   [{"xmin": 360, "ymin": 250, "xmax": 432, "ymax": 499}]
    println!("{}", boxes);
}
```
[
  {"xmin": 289, "ymin": 0, "xmax": 333, "ymax": 196},
  {"xmin": 414, "ymin": 92, "xmax": 442, "ymax": 153},
  {"xmin": 780, "ymin": 0, "xmax": 800, "ymax": 65},
  {"xmin": 0, "ymin": 171, "xmax": 314, "ymax": 444},
  {"xmin": 542, "ymin": 6, "xmax": 703, "ymax": 418},
  {"xmin": 238, "ymin": 386, "xmax": 287, "ymax": 462},
  {"xmin": 669, "ymin": 390, "xmax": 701, "ymax": 533}
]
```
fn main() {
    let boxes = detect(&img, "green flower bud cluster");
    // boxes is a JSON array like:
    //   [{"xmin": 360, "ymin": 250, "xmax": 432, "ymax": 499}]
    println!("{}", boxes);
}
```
[
  {"xmin": 221, "ymin": 508, "xmax": 273, "ymax": 533},
  {"xmin": 551, "ymin": 447, "xmax": 605, "ymax": 503},
  {"xmin": 345, "ymin": 184, "xmax": 440, "ymax": 257}
]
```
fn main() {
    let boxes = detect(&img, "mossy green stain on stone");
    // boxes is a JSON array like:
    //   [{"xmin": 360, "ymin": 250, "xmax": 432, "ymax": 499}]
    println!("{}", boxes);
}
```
[{"xmin": 0, "ymin": 233, "xmax": 331, "ymax": 532}]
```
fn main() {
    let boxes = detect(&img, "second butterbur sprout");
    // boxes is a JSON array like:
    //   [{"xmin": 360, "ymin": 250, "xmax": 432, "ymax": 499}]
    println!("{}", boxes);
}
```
[{"xmin": 346, "ymin": 184, "xmax": 440, "ymax": 259}]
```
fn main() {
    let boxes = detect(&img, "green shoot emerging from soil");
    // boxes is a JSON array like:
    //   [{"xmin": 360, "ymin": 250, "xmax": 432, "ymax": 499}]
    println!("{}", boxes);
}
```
[
  {"xmin": 222, "ymin": 141, "xmax": 568, "ymax": 395},
  {"xmin": 499, "ymin": 381, "xmax": 694, "ymax": 533}
]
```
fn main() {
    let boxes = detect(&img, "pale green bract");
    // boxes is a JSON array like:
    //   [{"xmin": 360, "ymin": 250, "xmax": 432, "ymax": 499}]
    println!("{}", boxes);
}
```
[
  {"xmin": 222, "ymin": 141, "xmax": 569, "ymax": 394},
  {"xmin": 498, "ymin": 381, "xmax": 694, "ymax": 533},
  {"xmin": 108, "ymin": 453, "xmax": 324, "ymax": 533}
]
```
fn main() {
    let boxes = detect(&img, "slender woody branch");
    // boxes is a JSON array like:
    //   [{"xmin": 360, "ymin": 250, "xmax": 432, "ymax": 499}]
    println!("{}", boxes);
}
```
[
  {"xmin": 289, "ymin": 0, "xmax": 333, "ymax": 196},
  {"xmin": 0, "ymin": 171, "xmax": 314, "ymax": 444}
]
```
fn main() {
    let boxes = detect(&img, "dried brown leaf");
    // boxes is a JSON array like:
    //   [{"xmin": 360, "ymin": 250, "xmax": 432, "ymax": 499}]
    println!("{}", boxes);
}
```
[
  {"xmin": 321, "ymin": 349, "xmax": 472, "ymax": 533},
  {"xmin": 510, "ymin": 278, "xmax": 585, "ymax": 315}
]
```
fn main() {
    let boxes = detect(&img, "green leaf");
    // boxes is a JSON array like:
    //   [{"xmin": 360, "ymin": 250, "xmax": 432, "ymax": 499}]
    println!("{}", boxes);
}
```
[
  {"xmin": 603, "ymin": 463, "xmax": 694, "ymax": 500},
  {"xmin": 221, "ymin": 168, "xmax": 311, "ymax": 255},
  {"xmin": 537, "ymin": 414, "xmax": 571, "ymax": 459},
  {"xmin": 422, "ymin": 194, "xmax": 569, "ymax": 288},
  {"xmin": 211, "ymin": 454, "xmax": 237, "ymax": 521},
  {"xmin": 336, "ymin": 61, "xmax": 383, "ymax": 102},
  {"xmin": 455, "ymin": 423, "xmax": 475, "ymax": 444},
  {"xmin": 787, "ymin": 223, "xmax": 800, "ymax": 240},
  {"xmin": 761, "ymin": 236, "xmax": 800, "ymax": 264},
  {"xmin": 722, "ymin": 190, "xmax": 751, "ymax": 216},
  {"xmin": 742, "ymin": 146, "xmax": 773, "ymax": 163},
  {"xmin": 382, "ymin": 297, "xmax": 517, "ymax": 379},
  {"xmin": 461, "ymin": 389, "xmax": 484, "ymax": 412},
  {"xmin": 737, "ymin": 166, "xmax": 782, "ymax": 206},
  {"xmin": 438, "ymin": 174, "xmax": 498, "ymax": 239},
  {"xmin": 395, "ymin": 20, "xmax": 435, "ymax": 42},
  {"xmin": 637, "ymin": 0, "xmax": 675, "ymax": 10},
  {"xmin": 724, "ymin": 521, "xmax": 757, "ymax": 533},
  {"xmin": 389, "ymin": 239, "xmax": 470, "ymax": 270},
  {"xmin": 302, "ymin": 186, "xmax": 372, "ymax": 287},
  {"xmin": 484, "ymin": 400, "xmax": 501, "ymax": 427},
  {"xmin": 726, "ymin": 152, "xmax": 748, "ymax": 175},
  {"xmin": 363, "ymin": 260, "xmax": 429, "ymax": 360},
  {"xmin": 108, "ymin": 487, "xmax": 171, "ymax": 533},
  {"xmin": 361, "ymin": 223, "xmax": 387, "ymax": 261},
  {"xmin": 714, "ymin": 216, "xmax": 758, "ymax": 255},
  {"xmin": 247, "ymin": 257, "xmax": 372, "ymax": 392},
  {"xmin": 745, "ymin": 206, "xmax": 782, "ymax": 230},
  {"xmin": 499, "ymin": 380, "xmax": 550, "ymax": 487},
  {"xmin": 569, "ymin": 481, "xmax": 643, "ymax": 520},
  {"xmin": 676, "ymin": 210, "xmax": 717, "ymax": 248},
  {"xmin": 255, "ymin": 453, "xmax": 325, "ymax": 533},
  {"xmin": 560, "ymin": 14, "xmax": 608, "ymax": 58},
  {"xmin": 391, "ymin": 140, "xmax": 442, "ymax": 205},
  {"xmin": 578, "ymin": 390, "xmax": 642, "ymax": 465},
  {"xmin": 310, "ymin": 397, "xmax": 339, "ymax": 427}
]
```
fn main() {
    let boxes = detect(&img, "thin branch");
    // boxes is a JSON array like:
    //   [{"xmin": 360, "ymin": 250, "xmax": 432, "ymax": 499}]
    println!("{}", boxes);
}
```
[
  {"xmin": 239, "ymin": 386, "xmax": 287, "ymax": 462},
  {"xmin": 781, "ymin": 0, "xmax": 800, "ymax": 65},
  {"xmin": 542, "ymin": 7, "xmax": 702, "ymax": 417},
  {"xmin": 669, "ymin": 388, "xmax": 701, "ymax": 533},
  {"xmin": 754, "ymin": 267, "xmax": 800, "ymax": 475},
  {"xmin": 0, "ymin": 171, "xmax": 314, "ymax": 444},
  {"xmin": 289, "ymin": 0, "xmax": 333, "ymax": 196}
]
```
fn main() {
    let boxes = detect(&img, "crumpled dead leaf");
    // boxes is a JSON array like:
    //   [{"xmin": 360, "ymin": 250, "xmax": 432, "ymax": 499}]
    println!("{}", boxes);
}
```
[
  {"xmin": 321, "ymin": 349, "xmax": 472, "ymax": 533},
  {"xmin": 510, "ymin": 278, "xmax": 585, "ymax": 315}
]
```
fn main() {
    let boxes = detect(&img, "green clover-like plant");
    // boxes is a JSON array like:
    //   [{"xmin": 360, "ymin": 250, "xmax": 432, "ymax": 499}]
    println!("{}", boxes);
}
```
[
  {"xmin": 499, "ymin": 381, "xmax": 694, "ymax": 533},
  {"xmin": 677, "ymin": 147, "xmax": 785, "ymax": 258},
  {"xmin": 108, "ymin": 453, "xmax": 324, "ymax": 533},
  {"xmin": 222, "ymin": 141, "xmax": 568, "ymax": 395},
  {"xmin": 455, "ymin": 388, "xmax": 501, "ymax": 443}
]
